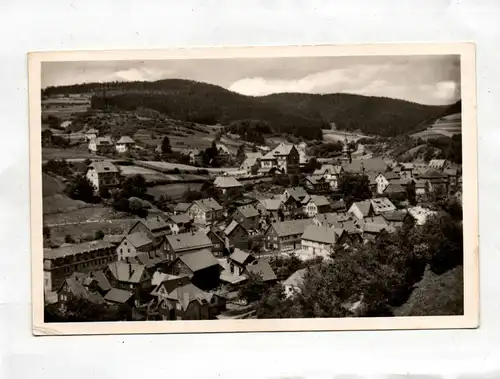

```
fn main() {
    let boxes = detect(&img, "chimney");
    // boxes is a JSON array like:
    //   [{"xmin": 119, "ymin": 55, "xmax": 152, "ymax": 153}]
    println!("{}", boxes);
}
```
[{"xmin": 128, "ymin": 263, "xmax": 133, "ymax": 278}]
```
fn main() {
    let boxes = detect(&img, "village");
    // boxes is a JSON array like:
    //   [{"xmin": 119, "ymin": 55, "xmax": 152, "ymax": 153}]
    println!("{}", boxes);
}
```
[{"xmin": 42, "ymin": 113, "xmax": 463, "ymax": 321}]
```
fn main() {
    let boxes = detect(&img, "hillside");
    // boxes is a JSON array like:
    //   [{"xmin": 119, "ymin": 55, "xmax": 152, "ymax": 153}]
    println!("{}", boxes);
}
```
[{"xmin": 43, "ymin": 79, "xmax": 460, "ymax": 139}]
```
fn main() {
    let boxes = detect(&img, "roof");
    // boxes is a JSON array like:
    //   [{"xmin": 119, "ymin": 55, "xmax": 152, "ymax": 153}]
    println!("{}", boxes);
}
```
[
  {"xmin": 92, "ymin": 270, "xmax": 112, "ymax": 292},
  {"xmin": 365, "ymin": 172, "xmax": 379, "ymax": 185},
  {"xmin": 60, "ymin": 276, "xmax": 104, "ymax": 304},
  {"xmin": 220, "ymin": 270, "xmax": 248, "ymax": 285},
  {"xmin": 166, "ymin": 283, "xmax": 212, "ymax": 310},
  {"xmin": 259, "ymin": 198, "xmax": 283, "ymax": 211},
  {"xmin": 166, "ymin": 231, "xmax": 212, "ymax": 252},
  {"xmin": 343, "ymin": 158, "xmax": 388, "ymax": 173},
  {"xmin": 429, "ymin": 159, "xmax": 447, "ymax": 167},
  {"xmin": 362, "ymin": 216, "xmax": 387, "ymax": 225},
  {"xmin": 361, "ymin": 222, "xmax": 392, "ymax": 234},
  {"xmin": 315, "ymin": 212, "xmax": 352, "ymax": 227},
  {"xmin": 350, "ymin": 200, "xmax": 372, "ymax": 218},
  {"xmin": 421, "ymin": 169, "xmax": 448, "ymax": 179},
  {"xmin": 107, "ymin": 261, "xmax": 147, "ymax": 284},
  {"xmin": 444, "ymin": 168, "xmax": 458, "ymax": 176},
  {"xmin": 135, "ymin": 251, "xmax": 167, "ymax": 268},
  {"xmin": 216, "ymin": 143, "xmax": 231, "ymax": 154},
  {"xmin": 86, "ymin": 128, "xmax": 98, "ymax": 134},
  {"xmin": 102, "ymin": 234, "xmax": 125, "ymax": 244},
  {"xmin": 87, "ymin": 160, "xmax": 119, "ymax": 174},
  {"xmin": 139, "ymin": 215, "xmax": 169, "ymax": 232},
  {"xmin": 174, "ymin": 203, "xmax": 191, "ymax": 213},
  {"xmin": 301, "ymin": 225, "xmax": 337, "ymax": 245},
  {"xmin": 224, "ymin": 220, "xmax": 242, "ymax": 236},
  {"xmin": 116, "ymin": 136, "xmax": 135, "ymax": 144},
  {"xmin": 270, "ymin": 219, "xmax": 315, "ymax": 237},
  {"xmin": 245, "ymin": 260, "xmax": 278, "ymax": 282},
  {"xmin": 308, "ymin": 195, "xmax": 330, "ymax": 207},
  {"xmin": 370, "ymin": 198, "xmax": 396, "ymax": 214},
  {"xmin": 151, "ymin": 272, "xmax": 182, "ymax": 287},
  {"xmin": 283, "ymin": 268, "xmax": 308, "ymax": 287},
  {"xmin": 192, "ymin": 198, "xmax": 222, "ymax": 212},
  {"xmin": 384, "ymin": 182, "xmax": 406, "ymax": 194},
  {"xmin": 44, "ymin": 240, "xmax": 115, "ymax": 260},
  {"xmin": 236, "ymin": 204, "xmax": 259, "ymax": 218},
  {"xmin": 229, "ymin": 248, "xmax": 252, "ymax": 265},
  {"xmin": 125, "ymin": 232, "xmax": 152, "ymax": 249},
  {"xmin": 400, "ymin": 163, "xmax": 415, "ymax": 170},
  {"xmin": 213, "ymin": 176, "xmax": 243, "ymax": 188},
  {"xmin": 168, "ymin": 214, "xmax": 192, "ymax": 225},
  {"xmin": 104, "ymin": 288, "xmax": 134, "ymax": 304},
  {"xmin": 95, "ymin": 136, "xmax": 114, "ymax": 146},
  {"xmin": 381, "ymin": 210, "xmax": 409, "ymax": 222},
  {"xmin": 177, "ymin": 250, "xmax": 220, "ymax": 272},
  {"xmin": 331, "ymin": 199, "xmax": 347, "ymax": 211},
  {"xmin": 313, "ymin": 164, "xmax": 342, "ymax": 176},
  {"xmin": 382, "ymin": 171, "xmax": 401, "ymax": 181},
  {"xmin": 285, "ymin": 187, "xmax": 308, "ymax": 201},
  {"xmin": 263, "ymin": 143, "xmax": 297, "ymax": 159}
]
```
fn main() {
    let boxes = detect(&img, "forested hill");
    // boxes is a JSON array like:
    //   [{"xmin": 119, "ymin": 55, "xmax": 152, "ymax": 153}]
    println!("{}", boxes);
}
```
[{"xmin": 43, "ymin": 79, "xmax": 460, "ymax": 138}]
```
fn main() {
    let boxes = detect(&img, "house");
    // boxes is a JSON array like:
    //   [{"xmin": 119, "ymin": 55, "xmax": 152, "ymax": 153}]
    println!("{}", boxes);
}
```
[
  {"xmin": 314, "ymin": 212, "xmax": 355, "ymax": 228},
  {"xmin": 213, "ymin": 176, "xmax": 243, "ymax": 196},
  {"xmin": 104, "ymin": 261, "xmax": 151, "ymax": 292},
  {"xmin": 223, "ymin": 220, "xmax": 251, "ymax": 251},
  {"xmin": 231, "ymin": 204, "xmax": 260, "ymax": 230},
  {"xmin": 173, "ymin": 202, "xmax": 191, "ymax": 215},
  {"xmin": 304, "ymin": 175, "xmax": 330, "ymax": 193},
  {"xmin": 116, "ymin": 232, "xmax": 153, "ymax": 263},
  {"xmin": 187, "ymin": 198, "xmax": 223, "ymax": 226},
  {"xmin": 216, "ymin": 143, "xmax": 231, "ymax": 157},
  {"xmin": 182, "ymin": 149, "xmax": 200, "ymax": 165},
  {"xmin": 264, "ymin": 218, "xmax": 315, "ymax": 252},
  {"xmin": 102, "ymin": 234, "xmax": 125, "ymax": 246},
  {"xmin": 383, "ymin": 182, "xmax": 407, "ymax": 199},
  {"xmin": 165, "ymin": 214, "xmax": 193, "ymax": 235},
  {"xmin": 361, "ymin": 222, "xmax": 395, "ymax": 241},
  {"xmin": 282, "ymin": 186, "xmax": 309, "ymax": 203},
  {"xmin": 115, "ymin": 136, "xmax": 135, "ymax": 153},
  {"xmin": 415, "ymin": 179, "xmax": 428, "ymax": 196},
  {"xmin": 428, "ymin": 159, "xmax": 447, "ymax": 171},
  {"xmin": 300, "ymin": 225, "xmax": 337, "ymax": 258},
  {"xmin": 312, "ymin": 164, "xmax": 343, "ymax": 189},
  {"xmin": 381, "ymin": 210, "xmax": 413, "ymax": 228},
  {"xmin": 104, "ymin": 288, "xmax": 135, "ymax": 308},
  {"xmin": 282, "ymin": 187, "xmax": 310, "ymax": 217},
  {"xmin": 303, "ymin": 195, "xmax": 331, "ymax": 218},
  {"xmin": 370, "ymin": 197, "xmax": 397, "ymax": 215},
  {"xmin": 260, "ymin": 143, "xmax": 300, "ymax": 175},
  {"xmin": 128, "ymin": 215, "xmax": 170, "ymax": 249},
  {"xmin": 444, "ymin": 167, "xmax": 460, "ymax": 188},
  {"xmin": 366, "ymin": 172, "xmax": 379, "ymax": 192},
  {"xmin": 56, "ymin": 273, "xmax": 105, "ymax": 309},
  {"xmin": 375, "ymin": 171, "xmax": 401, "ymax": 194},
  {"xmin": 347, "ymin": 200, "xmax": 374, "ymax": 220},
  {"xmin": 256, "ymin": 198, "xmax": 284, "ymax": 223},
  {"xmin": 243, "ymin": 260, "xmax": 278, "ymax": 283},
  {"xmin": 283, "ymin": 268, "xmax": 308, "ymax": 298},
  {"xmin": 420, "ymin": 169, "xmax": 449, "ymax": 194},
  {"xmin": 240, "ymin": 152, "xmax": 263, "ymax": 175},
  {"xmin": 85, "ymin": 128, "xmax": 98, "ymax": 141},
  {"xmin": 165, "ymin": 231, "xmax": 213, "ymax": 262},
  {"xmin": 227, "ymin": 248, "xmax": 256, "ymax": 276},
  {"xmin": 60, "ymin": 120, "xmax": 72, "ymax": 129},
  {"xmin": 88, "ymin": 136, "xmax": 115, "ymax": 154},
  {"xmin": 157, "ymin": 282, "xmax": 225, "ymax": 320},
  {"xmin": 44, "ymin": 240, "xmax": 116, "ymax": 293},
  {"xmin": 169, "ymin": 250, "xmax": 221, "ymax": 290},
  {"xmin": 85, "ymin": 160, "xmax": 121, "ymax": 192},
  {"xmin": 206, "ymin": 226, "xmax": 227, "ymax": 257},
  {"xmin": 343, "ymin": 158, "xmax": 388, "ymax": 174}
]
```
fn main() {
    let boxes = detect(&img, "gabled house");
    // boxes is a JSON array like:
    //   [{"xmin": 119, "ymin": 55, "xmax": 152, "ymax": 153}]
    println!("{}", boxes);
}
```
[
  {"xmin": 243, "ymin": 260, "xmax": 278, "ymax": 284},
  {"xmin": 117, "ymin": 232, "xmax": 153, "ymax": 263},
  {"xmin": 419, "ymin": 169, "xmax": 449, "ymax": 194},
  {"xmin": 85, "ymin": 160, "xmax": 121, "ymax": 192},
  {"xmin": 304, "ymin": 175, "xmax": 330, "ymax": 193},
  {"xmin": 380, "ymin": 210, "xmax": 413, "ymax": 228},
  {"xmin": 370, "ymin": 197, "xmax": 397, "ymax": 215},
  {"xmin": 85, "ymin": 128, "xmax": 99, "ymax": 141},
  {"xmin": 128, "ymin": 215, "xmax": 170, "ymax": 250},
  {"xmin": 264, "ymin": 218, "xmax": 315, "ymax": 252},
  {"xmin": 206, "ymin": 226, "xmax": 227, "ymax": 257},
  {"xmin": 213, "ymin": 176, "xmax": 243, "ymax": 196},
  {"xmin": 256, "ymin": 198, "xmax": 284, "ymax": 223},
  {"xmin": 231, "ymin": 204, "xmax": 260, "ymax": 230},
  {"xmin": 428, "ymin": 159, "xmax": 447, "ymax": 171},
  {"xmin": 187, "ymin": 198, "xmax": 223, "ymax": 226},
  {"xmin": 383, "ymin": 182, "xmax": 407, "ymax": 200},
  {"xmin": 173, "ymin": 202, "xmax": 191, "ymax": 215},
  {"xmin": 260, "ymin": 143, "xmax": 300, "ymax": 175},
  {"xmin": 312, "ymin": 164, "xmax": 343, "ymax": 189},
  {"xmin": 347, "ymin": 200, "xmax": 374, "ymax": 220},
  {"xmin": 169, "ymin": 250, "xmax": 221, "ymax": 291},
  {"xmin": 56, "ymin": 273, "xmax": 105, "ymax": 310},
  {"xmin": 300, "ymin": 225, "xmax": 337, "ymax": 259},
  {"xmin": 303, "ymin": 195, "xmax": 331, "ymax": 218},
  {"xmin": 104, "ymin": 261, "xmax": 152, "ymax": 293},
  {"xmin": 88, "ymin": 136, "xmax": 115, "ymax": 154},
  {"xmin": 282, "ymin": 186, "xmax": 309, "ymax": 203},
  {"xmin": 283, "ymin": 268, "xmax": 308, "ymax": 298},
  {"xmin": 115, "ymin": 136, "xmax": 135, "ymax": 153},
  {"xmin": 240, "ymin": 152, "xmax": 263, "ymax": 175},
  {"xmin": 104, "ymin": 288, "xmax": 135, "ymax": 308},
  {"xmin": 227, "ymin": 248, "xmax": 256, "ymax": 276},
  {"xmin": 360, "ymin": 222, "xmax": 396, "ymax": 242},
  {"xmin": 375, "ymin": 171, "xmax": 401, "ymax": 194},
  {"xmin": 165, "ymin": 231, "xmax": 213, "ymax": 262},
  {"xmin": 223, "ymin": 220, "xmax": 251, "ymax": 251}
]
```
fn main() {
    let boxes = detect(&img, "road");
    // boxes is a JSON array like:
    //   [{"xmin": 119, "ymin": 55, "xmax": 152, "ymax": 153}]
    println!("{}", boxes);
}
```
[{"xmin": 45, "ymin": 218, "xmax": 138, "ymax": 227}]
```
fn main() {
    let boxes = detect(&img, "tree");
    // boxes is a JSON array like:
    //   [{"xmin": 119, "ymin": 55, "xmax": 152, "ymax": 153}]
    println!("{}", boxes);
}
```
[
  {"xmin": 338, "ymin": 173, "xmax": 371, "ymax": 208},
  {"xmin": 251, "ymin": 162, "xmax": 260, "ymax": 176},
  {"xmin": 161, "ymin": 136, "xmax": 172, "ymax": 155},
  {"xmin": 239, "ymin": 272, "xmax": 267, "ymax": 303},
  {"xmin": 65, "ymin": 175, "xmax": 96, "ymax": 203},
  {"xmin": 236, "ymin": 144, "xmax": 246, "ymax": 164},
  {"xmin": 99, "ymin": 186, "xmax": 110, "ymax": 199},
  {"xmin": 121, "ymin": 174, "xmax": 147, "ymax": 199},
  {"xmin": 302, "ymin": 157, "xmax": 321, "ymax": 174},
  {"xmin": 129, "ymin": 197, "xmax": 149, "ymax": 217},
  {"xmin": 94, "ymin": 230, "xmax": 105, "ymax": 240},
  {"xmin": 252, "ymin": 144, "xmax": 258, "ymax": 152},
  {"xmin": 406, "ymin": 179, "xmax": 417, "ymax": 206},
  {"xmin": 43, "ymin": 226, "xmax": 51, "ymax": 240},
  {"xmin": 64, "ymin": 234, "xmax": 75, "ymax": 244}
]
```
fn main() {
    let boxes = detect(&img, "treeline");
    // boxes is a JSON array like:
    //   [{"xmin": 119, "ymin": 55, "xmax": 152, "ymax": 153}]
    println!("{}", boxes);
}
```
[
  {"xmin": 225, "ymin": 119, "xmax": 272, "ymax": 144},
  {"xmin": 44, "ymin": 78, "xmax": 458, "ymax": 138}
]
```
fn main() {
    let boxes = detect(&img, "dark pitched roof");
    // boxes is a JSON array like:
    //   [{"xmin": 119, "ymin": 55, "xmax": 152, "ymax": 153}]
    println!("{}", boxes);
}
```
[
  {"xmin": 166, "ymin": 231, "xmax": 212, "ymax": 253},
  {"xmin": 192, "ymin": 198, "xmax": 222, "ymax": 212},
  {"xmin": 286, "ymin": 187, "xmax": 308, "ymax": 201},
  {"xmin": 245, "ymin": 260, "xmax": 277, "ymax": 282},
  {"xmin": 107, "ymin": 261, "xmax": 147, "ymax": 284},
  {"xmin": 174, "ymin": 203, "xmax": 191, "ymax": 213},
  {"xmin": 229, "ymin": 248, "xmax": 252, "ymax": 265},
  {"xmin": 236, "ymin": 204, "xmax": 259, "ymax": 218},
  {"xmin": 168, "ymin": 214, "xmax": 192, "ymax": 225},
  {"xmin": 177, "ymin": 250, "xmax": 220, "ymax": 272},
  {"xmin": 214, "ymin": 176, "xmax": 243, "ymax": 188},
  {"xmin": 270, "ymin": 219, "xmax": 315, "ymax": 237},
  {"xmin": 259, "ymin": 198, "xmax": 283, "ymax": 211},
  {"xmin": 384, "ymin": 182, "xmax": 406, "ymax": 194},
  {"xmin": 382, "ymin": 171, "xmax": 401, "ymax": 181},
  {"xmin": 381, "ymin": 210, "xmax": 409, "ymax": 222},
  {"xmin": 125, "ymin": 232, "xmax": 152, "ymax": 249},
  {"xmin": 104, "ymin": 288, "xmax": 134, "ymax": 304},
  {"xmin": 350, "ymin": 200, "xmax": 372, "ymax": 218},
  {"xmin": 92, "ymin": 270, "xmax": 112, "ymax": 292},
  {"xmin": 301, "ymin": 225, "xmax": 337, "ymax": 245},
  {"xmin": 308, "ymin": 195, "xmax": 330, "ymax": 207},
  {"xmin": 44, "ymin": 240, "xmax": 115, "ymax": 260},
  {"xmin": 140, "ymin": 216, "xmax": 169, "ymax": 232}
]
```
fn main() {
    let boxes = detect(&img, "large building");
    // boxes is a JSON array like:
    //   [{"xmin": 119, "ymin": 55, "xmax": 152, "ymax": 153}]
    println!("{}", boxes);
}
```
[
  {"xmin": 85, "ymin": 160, "xmax": 121, "ymax": 192},
  {"xmin": 259, "ymin": 143, "xmax": 300, "ymax": 175},
  {"xmin": 44, "ymin": 240, "xmax": 116, "ymax": 293}
]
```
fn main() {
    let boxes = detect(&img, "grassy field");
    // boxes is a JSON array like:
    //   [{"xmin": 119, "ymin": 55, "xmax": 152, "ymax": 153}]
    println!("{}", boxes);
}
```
[
  {"xmin": 322, "ymin": 129, "xmax": 373, "ymax": 142},
  {"xmin": 147, "ymin": 182, "xmax": 204, "ymax": 201},
  {"xmin": 138, "ymin": 160, "xmax": 239, "ymax": 173},
  {"xmin": 116, "ymin": 164, "xmax": 169, "ymax": 182},
  {"xmin": 42, "ymin": 104, "xmax": 90, "ymax": 119},
  {"xmin": 42, "ymin": 147, "xmax": 103, "ymax": 161}
]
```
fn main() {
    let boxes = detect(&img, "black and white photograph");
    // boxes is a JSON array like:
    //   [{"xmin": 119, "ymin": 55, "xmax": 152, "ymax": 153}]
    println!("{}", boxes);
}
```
[{"xmin": 29, "ymin": 44, "xmax": 478, "ymax": 335}]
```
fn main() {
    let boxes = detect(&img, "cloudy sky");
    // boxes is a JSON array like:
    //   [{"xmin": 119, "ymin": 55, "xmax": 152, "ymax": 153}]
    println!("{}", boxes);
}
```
[{"xmin": 42, "ymin": 54, "xmax": 460, "ymax": 105}]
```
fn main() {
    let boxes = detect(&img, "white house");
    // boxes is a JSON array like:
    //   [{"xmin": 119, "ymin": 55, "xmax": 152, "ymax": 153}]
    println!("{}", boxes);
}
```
[
  {"xmin": 347, "ymin": 200, "xmax": 374, "ymax": 220},
  {"xmin": 85, "ymin": 160, "xmax": 121, "ymax": 192},
  {"xmin": 312, "ymin": 164, "xmax": 343, "ymax": 189},
  {"xmin": 300, "ymin": 224, "xmax": 337, "ymax": 259},
  {"xmin": 60, "ymin": 120, "xmax": 72, "ymax": 129},
  {"xmin": 88, "ymin": 136, "xmax": 114, "ymax": 154},
  {"xmin": 303, "ymin": 195, "xmax": 331, "ymax": 218},
  {"xmin": 375, "ymin": 171, "xmax": 401, "ymax": 194},
  {"xmin": 85, "ymin": 128, "xmax": 99, "ymax": 141},
  {"xmin": 115, "ymin": 136, "xmax": 135, "ymax": 153}
]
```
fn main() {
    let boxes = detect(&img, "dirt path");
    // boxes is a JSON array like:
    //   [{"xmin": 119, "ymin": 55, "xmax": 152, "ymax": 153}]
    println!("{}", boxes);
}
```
[{"xmin": 46, "ymin": 218, "xmax": 138, "ymax": 227}]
